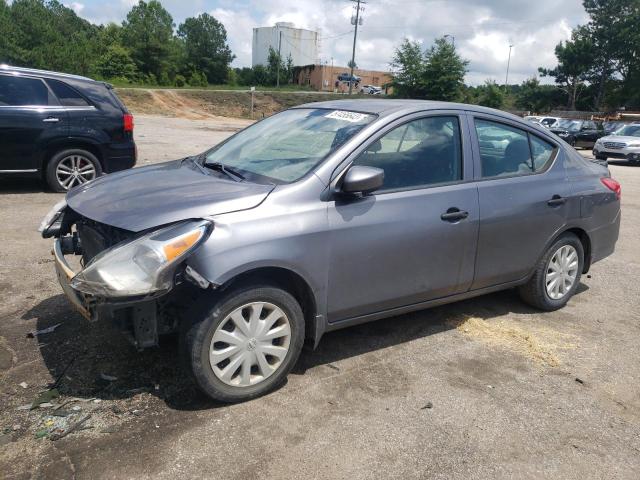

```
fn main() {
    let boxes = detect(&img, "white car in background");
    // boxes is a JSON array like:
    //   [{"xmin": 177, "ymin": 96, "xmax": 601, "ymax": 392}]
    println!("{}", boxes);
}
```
[
  {"xmin": 593, "ymin": 123, "xmax": 640, "ymax": 164},
  {"xmin": 360, "ymin": 85, "xmax": 382, "ymax": 95},
  {"xmin": 524, "ymin": 116, "xmax": 561, "ymax": 128}
]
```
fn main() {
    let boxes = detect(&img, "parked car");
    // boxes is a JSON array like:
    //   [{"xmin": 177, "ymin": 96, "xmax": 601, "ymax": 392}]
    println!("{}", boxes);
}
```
[
  {"xmin": 41, "ymin": 100, "xmax": 621, "ymax": 402},
  {"xmin": 360, "ymin": 85, "xmax": 382, "ymax": 95},
  {"xmin": 337, "ymin": 72, "xmax": 361, "ymax": 83},
  {"xmin": 603, "ymin": 121, "xmax": 628, "ymax": 134},
  {"xmin": 549, "ymin": 119, "xmax": 605, "ymax": 148},
  {"xmin": 523, "ymin": 115, "xmax": 543, "ymax": 124},
  {"xmin": 0, "ymin": 65, "xmax": 136, "ymax": 192},
  {"xmin": 593, "ymin": 123, "xmax": 640, "ymax": 163},
  {"xmin": 539, "ymin": 117, "xmax": 561, "ymax": 129}
]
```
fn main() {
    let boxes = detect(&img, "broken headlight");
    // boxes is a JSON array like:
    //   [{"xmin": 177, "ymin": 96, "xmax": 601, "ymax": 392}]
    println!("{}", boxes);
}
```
[
  {"xmin": 39, "ymin": 199, "xmax": 67, "ymax": 238},
  {"xmin": 70, "ymin": 220, "xmax": 211, "ymax": 297}
]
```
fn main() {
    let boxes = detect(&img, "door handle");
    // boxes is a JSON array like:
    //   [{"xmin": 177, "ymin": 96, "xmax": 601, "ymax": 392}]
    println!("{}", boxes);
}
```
[
  {"xmin": 441, "ymin": 208, "xmax": 469, "ymax": 222},
  {"xmin": 547, "ymin": 195, "xmax": 566, "ymax": 207},
  {"xmin": 42, "ymin": 117, "xmax": 60, "ymax": 123}
]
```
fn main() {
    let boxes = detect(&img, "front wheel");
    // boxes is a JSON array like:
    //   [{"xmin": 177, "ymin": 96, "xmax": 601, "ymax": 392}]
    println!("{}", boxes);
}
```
[
  {"xmin": 519, "ymin": 233, "xmax": 584, "ymax": 311},
  {"xmin": 181, "ymin": 286, "xmax": 305, "ymax": 403}
]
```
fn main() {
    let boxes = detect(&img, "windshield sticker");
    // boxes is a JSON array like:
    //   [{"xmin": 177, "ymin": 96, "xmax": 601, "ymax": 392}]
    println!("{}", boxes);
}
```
[{"xmin": 325, "ymin": 110, "xmax": 368, "ymax": 123}]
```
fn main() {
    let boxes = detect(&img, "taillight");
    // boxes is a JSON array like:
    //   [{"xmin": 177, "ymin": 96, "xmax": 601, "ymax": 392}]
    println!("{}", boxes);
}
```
[
  {"xmin": 601, "ymin": 177, "xmax": 621, "ymax": 200},
  {"xmin": 123, "ymin": 113, "xmax": 134, "ymax": 133}
]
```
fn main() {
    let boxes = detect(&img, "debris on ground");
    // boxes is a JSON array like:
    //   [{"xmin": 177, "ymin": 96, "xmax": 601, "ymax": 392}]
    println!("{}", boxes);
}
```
[
  {"xmin": 100, "ymin": 373, "xmax": 118, "ymax": 382},
  {"xmin": 31, "ymin": 388, "xmax": 59, "ymax": 409},
  {"xmin": 575, "ymin": 377, "xmax": 585, "ymax": 385},
  {"xmin": 421, "ymin": 402, "xmax": 434, "ymax": 410},
  {"xmin": 49, "ymin": 414, "xmax": 91, "ymax": 441},
  {"xmin": 19, "ymin": 382, "xmax": 28, "ymax": 389},
  {"xmin": 26, "ymin": 323, "xmax": 61, "ymax": 338}
]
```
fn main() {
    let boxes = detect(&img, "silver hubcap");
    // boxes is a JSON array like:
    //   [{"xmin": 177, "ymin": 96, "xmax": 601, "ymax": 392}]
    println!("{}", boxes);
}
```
[
  {"xmin": 56, "ymin": 155, "xmax": 96, "ymax": 190},
  {"xmin": 209, "ymin": 302, "xmax": 291, "ymax": 387},
  {"xmin": 545, "ymin": 245, "xmax": 579, "ymax": 300}
]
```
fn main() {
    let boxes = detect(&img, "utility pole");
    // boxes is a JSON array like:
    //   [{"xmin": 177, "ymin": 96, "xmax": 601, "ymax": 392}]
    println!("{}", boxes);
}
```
[
  {"xmin": 348, "ymin": 0, "xmax": 366, "ymax": 95},
  {"xmin": 276, "ymin": 30, "xmax": 283, "ymax": 88},
  {"xmin": 504, "ymin": 44, "xmax": 513, "ymax": 92}
]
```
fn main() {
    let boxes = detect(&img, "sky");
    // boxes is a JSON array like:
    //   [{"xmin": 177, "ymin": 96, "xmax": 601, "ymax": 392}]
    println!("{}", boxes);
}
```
[{"xmin": 67, "ymin": 0, "xmax": 589, "ymax": 85}]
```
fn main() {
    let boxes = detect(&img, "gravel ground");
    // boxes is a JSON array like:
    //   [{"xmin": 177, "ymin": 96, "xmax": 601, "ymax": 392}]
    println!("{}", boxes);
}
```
[{"xmin": 0, "ymin": 115, "xmax": 639, "ymax": 479}]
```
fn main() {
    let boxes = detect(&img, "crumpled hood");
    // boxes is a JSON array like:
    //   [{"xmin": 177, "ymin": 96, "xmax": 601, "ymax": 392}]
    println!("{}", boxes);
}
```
[
  {"xmin": 66, "ymin": 159, "xmax": 274, "ymax": 232},
  {"xmin": 598, "ymin": 135, "xmax": 640, "ymax": 144}
]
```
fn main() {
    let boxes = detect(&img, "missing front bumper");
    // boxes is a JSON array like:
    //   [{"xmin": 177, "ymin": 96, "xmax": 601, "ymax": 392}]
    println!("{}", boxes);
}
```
[{"xmin": 53, "ymin": 239, "xmax": 161, "ymax": 349}]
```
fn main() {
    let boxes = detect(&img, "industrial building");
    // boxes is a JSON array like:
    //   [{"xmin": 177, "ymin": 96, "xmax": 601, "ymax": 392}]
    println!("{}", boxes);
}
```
[
  {"xmin": 294, "ymin": 64, "xmax": 393, "ymax": 93},
  {"xmin": 252, "ymin": 22, "xmax": 319, "ymax": 67}
]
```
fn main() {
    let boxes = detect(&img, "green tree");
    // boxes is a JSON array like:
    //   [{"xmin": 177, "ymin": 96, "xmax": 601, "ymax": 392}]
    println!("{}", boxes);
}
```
[
  {"xmin": 267, "ymin": 46, "xmax": 285, "ymax": 86},
  {"xmin": 539, "ymin": 29, "xmax": 595, "ymax": 110},
  {"xmin": 515, "ymin": 77, "xmax": 561, "ymax": 113},
  {"xmin": 122, "ymin": 0, "xmax": 176, "ymax": 80},
  {"xmin": 477, "ymin": 80, "xmax": 505, "ymax": 109},
  {"xmin": 177, "ymin": 13, "xmax": 234, "ymax": 85},
  {"xmin": 421, "ymin": 37, "xmax": 469, "ymax": 101},
  {"xmin": 94, "ymin": 44, "xmax": 137, "ymax": 80},
  {"xmin": 390, "ymin": 38, "xmax": 424, "ymax": 98}
]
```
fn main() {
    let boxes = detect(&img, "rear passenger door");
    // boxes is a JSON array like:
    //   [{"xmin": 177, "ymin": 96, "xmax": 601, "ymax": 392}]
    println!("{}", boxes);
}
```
[
  {"xmin": 470, "ymin": 115, "xmax": 571, "ymax": 290},
  {"xmin": 0, "ymin": 74, "xmax": 68, "ymax": 171},
  {"xmin": 327, "ymin": 112, "xmax": 479, "ymax": 322}
]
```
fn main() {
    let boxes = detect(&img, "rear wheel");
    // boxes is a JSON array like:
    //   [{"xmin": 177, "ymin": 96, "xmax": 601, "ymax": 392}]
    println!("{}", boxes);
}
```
[
  {"xmin": 181, "ymin": 285, "xmax": 305, "ymax": 402},
  {"xmin": 519, "ymin": 233, "xmax": 584, "ymax": 311},
  {"xmin": 46, "ymin": 149, "xmax": 101, "ymax": 192}
]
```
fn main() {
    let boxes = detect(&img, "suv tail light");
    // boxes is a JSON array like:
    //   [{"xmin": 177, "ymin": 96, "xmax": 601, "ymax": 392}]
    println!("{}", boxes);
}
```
[
  {"xmin": 123, "ymin": 113, "xmax": 134, "ymax": 133},
  {"xmin": 601, "ymin": 177, "xmax": 621, "ymax": 200}
]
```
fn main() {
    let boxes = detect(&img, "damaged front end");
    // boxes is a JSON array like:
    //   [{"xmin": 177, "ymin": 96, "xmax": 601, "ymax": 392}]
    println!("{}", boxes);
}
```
[{"xmin": 41, "ymin": 203, "xmax": 213, "ymax": 349}]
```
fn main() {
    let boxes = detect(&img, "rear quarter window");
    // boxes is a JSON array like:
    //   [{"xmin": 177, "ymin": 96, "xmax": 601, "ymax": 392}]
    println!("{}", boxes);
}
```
[{"xmin": 46, "ymin": 79, "xmax": 90, "ymax": 107}]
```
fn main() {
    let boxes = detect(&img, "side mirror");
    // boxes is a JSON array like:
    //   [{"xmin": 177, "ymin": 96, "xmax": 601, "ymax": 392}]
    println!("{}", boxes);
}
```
[{"xmin": 341, "ymin": 165, "xmax": 384, "ymax": 195}]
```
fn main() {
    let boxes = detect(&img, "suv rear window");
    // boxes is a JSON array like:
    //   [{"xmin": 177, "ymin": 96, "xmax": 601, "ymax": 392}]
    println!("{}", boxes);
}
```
[
  {"xmin": 46, "ymin": 79, "xmax": 90, "ymax": 107},
  {"xmin": 0, "ymin": 75, "xmax": 51, "ymax": 106}
]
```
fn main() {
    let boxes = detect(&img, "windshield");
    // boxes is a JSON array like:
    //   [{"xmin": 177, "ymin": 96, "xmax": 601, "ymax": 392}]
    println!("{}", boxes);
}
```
[
  {"xmin": 204, "ymin": 108, "xmax": 376, "ymax": 183},
  {"xmin": 557, "ymin": 120, "xmax": 581, "ymax": 132},
  {"xmin": 614, "ymin": 124, "xmax": 640, "ymax": 137}
]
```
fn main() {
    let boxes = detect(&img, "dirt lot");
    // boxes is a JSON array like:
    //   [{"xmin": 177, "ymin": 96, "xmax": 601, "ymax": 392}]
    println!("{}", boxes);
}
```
[{"xmin": 1, "ymin": 115, "xmax": 639, "ymax": 479}]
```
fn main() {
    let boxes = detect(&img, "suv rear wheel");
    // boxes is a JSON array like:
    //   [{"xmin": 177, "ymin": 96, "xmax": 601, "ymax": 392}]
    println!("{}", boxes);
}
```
[
  {"xmin": 519, "ymin": 233, "xmax": 584, "ymax": 311},
  {"xmin": 46, "ymin": 149, "xmax": 102, "ymax": 192},
  {"xmin": 181, "ymin": 285, "xmax": 305, "ymax": 402}
]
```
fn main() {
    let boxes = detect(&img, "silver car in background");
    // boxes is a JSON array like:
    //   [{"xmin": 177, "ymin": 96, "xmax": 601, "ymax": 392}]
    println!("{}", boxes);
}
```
[
  {"xmin": 593, "ymin": 123, "xmax": 640, "ymax": 164},
  {"xmin": 41, "ymin": 100, "xmax": 621, "ymax": 402}
]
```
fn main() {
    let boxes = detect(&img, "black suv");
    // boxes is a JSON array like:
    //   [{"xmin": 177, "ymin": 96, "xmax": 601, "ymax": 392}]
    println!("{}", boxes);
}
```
[
  {"xmin": 0, "ymin": 65, "xmax": 136, "ymax": 191},
  {"xmin": 549, "ymin": 119, "xmax": 605, "ymax": 149}
]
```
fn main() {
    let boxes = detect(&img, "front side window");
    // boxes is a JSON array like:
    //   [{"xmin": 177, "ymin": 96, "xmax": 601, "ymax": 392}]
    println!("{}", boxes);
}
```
[
  {"xmin": 475, "ymin": 119, "xmax": 556, "ymax": 177},
  {"xmin": 0, "ymin": 75, "xmax": 50, "ymax": 106},
  {"xmin": 47, "ymin": 79, "xmax": 90, "ymax": 107},
  {"xmin": 204, "ymin": 108, "xmax": 375, "ymax": 183},
  {"xmin": 615, "ymin": 125, "xmax": 640, "ymax": 137},
  {"xmin": 353, "ymin": 116, "xmax": 462, "ymax": 191}
]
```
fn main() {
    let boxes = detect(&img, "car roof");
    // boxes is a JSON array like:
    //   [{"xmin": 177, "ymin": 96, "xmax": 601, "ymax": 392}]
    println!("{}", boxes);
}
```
[
  {"xmin": 0, "ymin": 64, "xmax": 95, "ymax": 83},
  {"xmin": 294, "ymin": 99, "xmax": 528, "ymax": 123}
]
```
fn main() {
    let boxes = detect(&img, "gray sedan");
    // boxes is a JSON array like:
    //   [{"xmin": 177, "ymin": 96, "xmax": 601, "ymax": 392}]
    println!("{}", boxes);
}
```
[{"xmin": 41, "ymin": 100, "xmax": 621, "ymax": 402}]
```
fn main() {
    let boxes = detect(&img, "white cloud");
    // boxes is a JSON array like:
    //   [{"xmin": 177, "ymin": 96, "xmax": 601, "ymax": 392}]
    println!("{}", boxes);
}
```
[{"xmin": 64, "ymin": 2, "xmax": 84, "ymax": 14}]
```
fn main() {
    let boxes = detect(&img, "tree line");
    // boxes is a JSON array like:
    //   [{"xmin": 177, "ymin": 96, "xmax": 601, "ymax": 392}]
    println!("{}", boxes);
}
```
[
  {"xmin": 0, "ymin": 0, "xmax": 235, "ymax": 87},
  {"xmin": 391, "ymin": 0, "xmax": 640, "ymax": 112}
]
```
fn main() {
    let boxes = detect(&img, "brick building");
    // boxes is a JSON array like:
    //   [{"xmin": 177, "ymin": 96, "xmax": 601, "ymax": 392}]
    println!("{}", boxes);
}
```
[{"xmin": 294, "ymin": 64, "xmax": 393, "ymax": 93}]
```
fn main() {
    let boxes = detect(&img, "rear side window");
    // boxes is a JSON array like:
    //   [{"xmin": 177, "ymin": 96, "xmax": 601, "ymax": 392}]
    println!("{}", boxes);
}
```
[
  {"xmin": 475, "ymin": 119, "xmax": 556, "ymax": 178},
  {"xmin": 0, "ymin": 75, "xmax": 51, "ymax": 106},
  {"xmin": 354, "ymin": 116, "xmax": 462, "ymax": 191},
  {"xmin": 46, "ymin": 79, "xmax": 90, "ymax": 107}
]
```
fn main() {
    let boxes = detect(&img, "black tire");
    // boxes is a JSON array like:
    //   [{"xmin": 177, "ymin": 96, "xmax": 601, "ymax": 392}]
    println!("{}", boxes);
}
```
[
  {"xmin": 180, "ymin": 285, "xmax": 305, "ymax": 403},
  {"xmin": 518, "ymin": 233, "xmax": 584, "ymax": 311},
  {"xmin": 45, "ymin": 149, "xmax": 102, "ymax": 192},
  {"xmin": 595, "ymin": 153, "xmax": 607, "ymax": 161}
]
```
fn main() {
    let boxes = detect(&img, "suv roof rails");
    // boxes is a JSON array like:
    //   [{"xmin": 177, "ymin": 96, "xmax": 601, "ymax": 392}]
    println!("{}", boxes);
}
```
[{"xmin": 0, "ymin": 64, "xmax": 94, "ymax": 82}]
